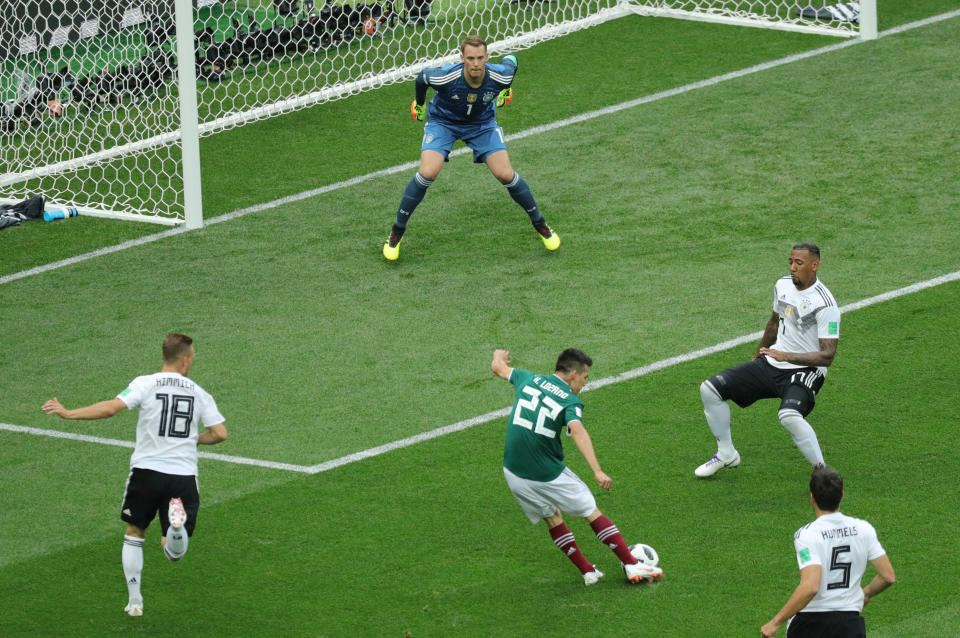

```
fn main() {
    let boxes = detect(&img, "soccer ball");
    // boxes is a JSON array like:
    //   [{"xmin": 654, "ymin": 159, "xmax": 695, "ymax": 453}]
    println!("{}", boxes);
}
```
[{"xmin": 628, "ymin": 543, "xmax": 659, "ymax": 568}]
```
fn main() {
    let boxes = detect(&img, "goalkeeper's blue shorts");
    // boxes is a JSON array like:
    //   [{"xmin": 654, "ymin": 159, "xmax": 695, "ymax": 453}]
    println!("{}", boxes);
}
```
[{"xmin": 421, "ymin": 119, "xmax": 507, "ymax": 164}]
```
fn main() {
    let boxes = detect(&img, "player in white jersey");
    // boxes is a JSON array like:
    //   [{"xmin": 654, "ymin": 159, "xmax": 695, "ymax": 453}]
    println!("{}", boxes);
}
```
[
  {"xmin": 761, "ymin": 466, "xmax": 895, "ymax": 637},
  {"xmin": 42, "ymin": 333, "xmax": 227, "ymax": 617},
  {"xmin": 694, "ymin": 242, "xmax": 840, "ymax": 477}
]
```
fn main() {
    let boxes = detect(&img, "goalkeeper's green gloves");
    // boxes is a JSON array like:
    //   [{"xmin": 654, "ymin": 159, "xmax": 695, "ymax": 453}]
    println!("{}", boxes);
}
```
[
  {"xmin": 495, "ymin": 88, "xmax": 513, "ymax": 108},
  {"xmin": 502, "ymin": 54, "xmax": 518, "ymax": 67},
  {"xmin": 410, "ymin": 101, "xmax": 425, "ymax": 121}
]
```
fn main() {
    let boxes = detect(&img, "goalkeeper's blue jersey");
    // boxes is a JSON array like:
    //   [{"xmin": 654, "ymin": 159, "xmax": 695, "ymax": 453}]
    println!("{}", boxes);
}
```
[{"xmin": 418, "ymin": 59, "xmax": 516, "ymax": 126}]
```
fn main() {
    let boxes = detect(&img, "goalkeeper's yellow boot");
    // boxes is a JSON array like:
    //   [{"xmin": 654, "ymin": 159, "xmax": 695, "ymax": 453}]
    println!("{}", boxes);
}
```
[
  {"xmin": 536, "ymin": 223, "xmax": 560, "ymax": 251},
  {"xmin": 383, "ymin": 229, "xmax": 403, "ymax": 261}
]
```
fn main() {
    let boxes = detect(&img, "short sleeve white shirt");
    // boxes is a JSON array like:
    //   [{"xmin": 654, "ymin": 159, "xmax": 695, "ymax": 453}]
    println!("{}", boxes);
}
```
[
  {"xmin": 766, "ymin": 276, "xmax": 840, "ymax": 375},
  {"xmin": 117, "ymin": 372, "xmax": 225, "ymax": 476},
  {"xmin": 793, "ymin": 511, "xmax": 886, "ymax": 613}
]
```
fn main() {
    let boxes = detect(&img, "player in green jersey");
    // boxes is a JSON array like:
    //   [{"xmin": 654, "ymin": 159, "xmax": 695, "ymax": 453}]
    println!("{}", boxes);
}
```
[{"xmin": 491, "ymin": 348, "xmax": 663, "ymax": 586}]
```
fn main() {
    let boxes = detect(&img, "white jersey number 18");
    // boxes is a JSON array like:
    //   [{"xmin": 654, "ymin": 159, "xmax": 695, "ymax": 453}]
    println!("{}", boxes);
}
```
[{"xmin": 156, "ymin": 393, "xmax": 195, "ymax": 438}]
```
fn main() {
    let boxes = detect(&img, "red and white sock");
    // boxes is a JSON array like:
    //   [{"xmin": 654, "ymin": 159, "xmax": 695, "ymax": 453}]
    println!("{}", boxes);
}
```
[
  {"xmin": 549, "ymin": 523, "xmax": 595, "ymax": 574},
  {"xmin": 590, "ymin": 515, "xmax": 637, "ymax": 565}
]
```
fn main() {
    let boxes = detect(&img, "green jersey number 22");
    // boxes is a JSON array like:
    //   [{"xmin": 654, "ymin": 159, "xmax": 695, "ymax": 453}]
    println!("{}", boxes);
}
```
[{"xmin": 513, "ymin": 387, "xmax": 562, "ymax": 438}]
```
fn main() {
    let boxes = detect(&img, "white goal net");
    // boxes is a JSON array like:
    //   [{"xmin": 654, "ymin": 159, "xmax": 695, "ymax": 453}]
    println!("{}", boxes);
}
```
[
  {"xmin": 628, "ymin": 1, "xmax": 875, "ymax": 37},
  {"xmin": 0, "ymin": 0, "xmax": 876, "ymax": 225}
]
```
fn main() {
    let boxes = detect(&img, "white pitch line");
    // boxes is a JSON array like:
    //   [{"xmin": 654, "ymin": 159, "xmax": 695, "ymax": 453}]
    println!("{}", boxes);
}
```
[
  {"xmin": 3, "ymin": 9, "xmax": 957, "ymax": 289},
  {"xmin": 5, "ymin": 269, "xmax": 957, "ymax": 474},
  {"xmin": 0, "ymin": 422, "xmax": 135, "ymax": 450},
  {"xmin": 3, "ymin": 11, "xmax": 958, "ymax": 469},
  {"xmin": 584, "ymin": 272, "xmax": 960, "ymax": 393},
  {"xmin": 0, "ymin": 421, "xmax": 315, "ymax": 473},
  {"xmin": 304, "ymin": 407, "xmax": 512, "ymax": 474},
  {"xmin": 303, "ymin": 269, "xmax": 960, "ymax": 473}
]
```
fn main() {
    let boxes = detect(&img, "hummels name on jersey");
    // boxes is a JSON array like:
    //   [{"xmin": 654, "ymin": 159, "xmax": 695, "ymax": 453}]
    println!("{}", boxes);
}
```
[{"xmin": 820, "ymin": 526, "xmax": 858, "ymax": 540}]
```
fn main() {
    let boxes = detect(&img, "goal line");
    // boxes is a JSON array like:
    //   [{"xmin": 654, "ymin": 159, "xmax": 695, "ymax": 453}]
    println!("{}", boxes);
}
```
[
  {"xmin": 2, "ymin": 0, "xmax": 881, "ymax": 224},
  {"xmin": 3, "ymin": 10, "xmax": 933, "ymax": 288}
]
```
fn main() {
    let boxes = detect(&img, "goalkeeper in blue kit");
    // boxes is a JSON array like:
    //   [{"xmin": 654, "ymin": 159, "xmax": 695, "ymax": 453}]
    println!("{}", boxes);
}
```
[{"xmin": 382, "ymin": 35, "xmax": 560, "ymax": 261}]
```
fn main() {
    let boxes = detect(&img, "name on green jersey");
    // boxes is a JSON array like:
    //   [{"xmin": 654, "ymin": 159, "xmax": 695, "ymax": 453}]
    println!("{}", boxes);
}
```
[{"xmin": 533, "ymin": 376, "xmax": 569, "ymax": 399}]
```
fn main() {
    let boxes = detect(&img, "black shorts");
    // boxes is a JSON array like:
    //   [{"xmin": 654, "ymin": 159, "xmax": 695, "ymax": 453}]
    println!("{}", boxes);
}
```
[
  {"xmin": 706, "ymin": 356, "xmax": 825, "ymax": 417},
  {"xmin": 120, "ymin": 467, "xmax": 199, "ymax": 536},
  {"xmin": 787, "ymin": 611, "xmax": 865, "ymax": 638}
]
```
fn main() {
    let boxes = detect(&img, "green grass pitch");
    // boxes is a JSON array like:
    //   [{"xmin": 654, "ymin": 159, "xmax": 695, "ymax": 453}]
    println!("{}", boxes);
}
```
[{"xmin": 1, "ymin": 1, "xmax": 959, "ymax": 636}]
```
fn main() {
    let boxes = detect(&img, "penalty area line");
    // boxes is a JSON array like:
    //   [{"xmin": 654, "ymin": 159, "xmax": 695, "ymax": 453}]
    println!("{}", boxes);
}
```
[
  {"xmin": 2, "ymin": 269, "xmax": 958, "ymax": 474},
  {"xmin": 0, "ymin": 422, "xmax": 315, "ymax": 474},
  {"xmin": 301, "ymin": 269, "xmax": 960, "ymax": 474}
]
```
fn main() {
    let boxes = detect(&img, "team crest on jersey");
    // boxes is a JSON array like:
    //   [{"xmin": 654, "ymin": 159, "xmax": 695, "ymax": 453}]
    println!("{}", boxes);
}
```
[
  {"xmin": 467, "ymin": 93, "xmax": 477, "ymax": 103},
  {"xmin": 483, "ymin": 91, "xmax": 496, "ymax": 103}
]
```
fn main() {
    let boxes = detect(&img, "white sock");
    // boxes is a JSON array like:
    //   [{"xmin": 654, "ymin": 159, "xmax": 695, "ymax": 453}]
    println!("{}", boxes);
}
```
[
  {"xmin": 122, "ymin": 535, "xmax": 144, "ymax": 603},
  {"xmin": 778, "ymin": 408, "xmax": 825, "ymax": 466},
  {"xmin": 701, "ymin": 381, "xmax": 736, "ymax": 459},
  {"xmin": 164, "ymin": 525, "xmax": 189, "ymax": 561}
]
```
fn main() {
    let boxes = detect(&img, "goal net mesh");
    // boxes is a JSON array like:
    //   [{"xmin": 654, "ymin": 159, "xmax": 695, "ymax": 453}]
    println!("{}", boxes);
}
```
[{"xmin": 0, "ymin": 0, "xmax": 863, "ymax": 223}]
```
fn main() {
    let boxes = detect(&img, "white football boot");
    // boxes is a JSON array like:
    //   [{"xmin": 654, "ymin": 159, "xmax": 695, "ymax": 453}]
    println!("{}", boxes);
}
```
[
  {"xmin": 582, "ymin": 566, "xmax": 604, "ymax": 586},
  {"xmin": 624, "ymin": 562, "xmax": 664, "ymax": 584},
  {"xmin": 694, "ymin": 451, "xmax": 741, "ymax": 478}
]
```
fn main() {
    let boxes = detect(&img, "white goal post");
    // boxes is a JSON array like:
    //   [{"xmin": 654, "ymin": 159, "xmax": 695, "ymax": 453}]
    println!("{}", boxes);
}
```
[{"xmin": 0, "ymin": 0, "xmax": 876, "ymax": 226}]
